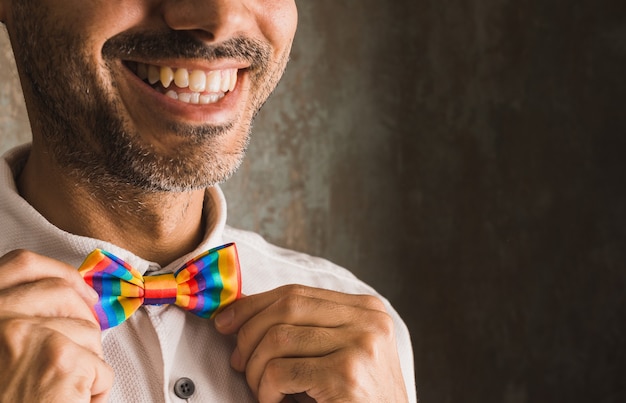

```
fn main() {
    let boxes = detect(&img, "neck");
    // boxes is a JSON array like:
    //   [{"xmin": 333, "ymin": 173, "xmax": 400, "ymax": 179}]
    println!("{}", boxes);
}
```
[{"xmin": 17, "ymin": 145, "xmax": 209, "ymax": 266}]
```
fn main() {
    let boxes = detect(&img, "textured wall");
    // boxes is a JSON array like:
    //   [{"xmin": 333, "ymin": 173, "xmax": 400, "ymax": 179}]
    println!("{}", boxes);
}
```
[
  {"xmin": 2, "ymin": 1, "xmax": 626, "ymax": 401},
  {"xmin": 0, "ymin": 27, "xmax": 30, "ymax": 151}
]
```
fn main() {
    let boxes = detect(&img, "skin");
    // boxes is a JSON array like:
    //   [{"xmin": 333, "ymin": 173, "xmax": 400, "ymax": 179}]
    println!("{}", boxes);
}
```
[
  {"xmin": 215, "ymin": 286, "xmax": 409, "ymax": 402},
  {"xmin": 0, "ymin": 250, "xmax": 113, "ymax": 402},
  {"xmin": 0, "ymin": 0, "xmax": 409, "ymax": 401}
]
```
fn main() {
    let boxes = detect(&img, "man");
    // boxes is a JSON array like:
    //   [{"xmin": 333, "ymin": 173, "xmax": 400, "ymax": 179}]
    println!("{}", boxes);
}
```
[{"xmin": 0, "ymin": 0, "xmax": 415, "ymax": 401}]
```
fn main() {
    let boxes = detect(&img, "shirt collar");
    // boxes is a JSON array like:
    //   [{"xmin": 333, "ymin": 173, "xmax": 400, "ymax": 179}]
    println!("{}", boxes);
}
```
[{"xmin": 0, "ymin": 143, "xmax": 228, "ymax": 275}]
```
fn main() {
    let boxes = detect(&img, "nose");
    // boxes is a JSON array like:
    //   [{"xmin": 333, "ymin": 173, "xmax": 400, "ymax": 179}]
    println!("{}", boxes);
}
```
[{"xmin": 161, "ymin": 0, "xmax": 256, "ymax": 42}]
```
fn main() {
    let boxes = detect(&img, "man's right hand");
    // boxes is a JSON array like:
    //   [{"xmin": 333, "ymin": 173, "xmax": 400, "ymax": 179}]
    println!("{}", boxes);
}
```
[{"xmin": 0, "ymin": 249, "xmax": 114, "ymax": 403}]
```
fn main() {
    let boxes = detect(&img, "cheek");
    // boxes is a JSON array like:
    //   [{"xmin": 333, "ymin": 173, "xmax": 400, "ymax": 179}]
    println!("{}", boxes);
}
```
[
  {"xmin": 43, "ymin": 1, "xmax": 147, "ymax": 58},
  {"xmin": 254, "ymin": 0, "xmax": 298, "ymax": 53}
]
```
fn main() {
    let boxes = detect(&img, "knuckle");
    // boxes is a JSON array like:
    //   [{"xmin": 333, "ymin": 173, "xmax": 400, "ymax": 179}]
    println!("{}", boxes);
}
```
[
  {"xmin": 372, "ymin": 310, "xmax": 395, "ymax": 339},
  {"xmin": 354, "ymin": 322, "xmax": 395, "ymax": 362},
  {"xmin": 42, "ymin": 333, "xmax": 79, "ymax": 373},
  {"xmin": 261, "ymin": 358, "xmax": 284, "ymax": 386},
  {"xmin": 280, "ymin": 284, "xmax": 309, "ymax": 298},
  {"xmin": 0, "ymin": 318, "xmax": 100, "ymax": 400},
  {"xmin": 70, "ymin": 374, "xmax": 94, "ymax": 396},
  {"xmin": 70, "ymin": 373, "xmax": 98, "ymax": 396},
  {"xmin": 289, "ymin": 360, "xmax": 313, "ymax": 383},
  {"xmin": 351, "ymin": 312, "xmax": 395, "ymax": 357},
  {"xmin": 0, "ymin": 317, "xmax": 34, "ymax": 362},
  {"xmin": 335, "ymin": 352, "xmax": 364, "ymax": 390},
  {"xmin": 1, "ymin": 319, "xmax": 77, "ymax": 376},
  {"xmin": 357, "ymin": 332, "xmax": 383, "ymax": 359},
  {"xmin": 0, "ymin": 316, "xmax": 32, "ymax": 337},
  {"xmin": 357, "ymin": 308, "xmax": 395, "ymax": 340},
  {"xmin": 276, "ymin": 293, "xmax": 307, "ymax": 321},
  {"xmin": 2, "ymin": 249, "xmax": 38, "ymax": 267},
  {"xmin": 360, "ymin": 294, "xmax": 386, "ymax": 311},
  {"xmin": 268, "ymin": 324, "xmax": 292, "ymax": 346}
]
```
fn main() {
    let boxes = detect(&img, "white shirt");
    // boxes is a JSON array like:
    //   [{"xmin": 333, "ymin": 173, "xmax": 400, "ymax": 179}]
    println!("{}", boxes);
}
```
[{"xmin": 0, "ymin": 144, "xmax": 416, "ymax": 402}]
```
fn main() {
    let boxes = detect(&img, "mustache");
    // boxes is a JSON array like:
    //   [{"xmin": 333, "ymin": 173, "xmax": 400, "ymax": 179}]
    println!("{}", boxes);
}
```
[{"xmin": 102, "ymin": 30, "xmax": 271, "ymax": 70}]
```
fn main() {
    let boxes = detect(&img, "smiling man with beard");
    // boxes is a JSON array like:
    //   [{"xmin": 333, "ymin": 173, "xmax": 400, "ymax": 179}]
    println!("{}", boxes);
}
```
[{"xmin": 0, "ymin": 1, "xmax": 415, "ymax": 402}]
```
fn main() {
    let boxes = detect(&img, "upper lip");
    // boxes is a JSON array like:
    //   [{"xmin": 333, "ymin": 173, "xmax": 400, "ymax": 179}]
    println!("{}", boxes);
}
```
[{"xmin": 123, "ymin": 58, "xmax": 251, "ymax": 73}]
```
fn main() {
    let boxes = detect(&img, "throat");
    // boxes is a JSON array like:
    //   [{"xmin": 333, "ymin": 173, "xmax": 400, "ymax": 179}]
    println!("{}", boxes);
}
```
[
  {"xmin": 18, "ymin": 149, "xmax": 209, "ymax": 265},
  {"xmin": 88, "ymin": 190, "xmax": 210, "ymax": 266}
]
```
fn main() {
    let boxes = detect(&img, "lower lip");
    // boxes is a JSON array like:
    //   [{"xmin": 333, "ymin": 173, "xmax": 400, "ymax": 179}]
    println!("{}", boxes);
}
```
[{"xmin": 121, "ymin": 64, "xmax": 245, "ymax": 124}]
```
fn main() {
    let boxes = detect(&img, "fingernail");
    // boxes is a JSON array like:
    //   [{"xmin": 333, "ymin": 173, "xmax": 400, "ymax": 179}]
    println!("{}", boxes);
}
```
[{"xmin": 215, "ymin": 308, "xmax": 234, "ymax": 328}]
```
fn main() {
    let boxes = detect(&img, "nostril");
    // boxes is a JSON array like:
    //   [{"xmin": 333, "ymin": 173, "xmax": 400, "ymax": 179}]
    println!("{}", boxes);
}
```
[
  {"xmin": 161, "ymin": 0, "xmax": 254, "ymax": 44},
  {"xmin": 188, "ymin": 29, "xmax": 215, "ymax": 43}
]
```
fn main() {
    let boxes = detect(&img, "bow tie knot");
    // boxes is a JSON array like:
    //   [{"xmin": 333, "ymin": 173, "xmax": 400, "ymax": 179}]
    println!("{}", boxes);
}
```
[
  {"xmin": 79, "ymin": 243, "xmax": 241, "ymax": 330},
  {"xmin": 142, "ymin": 274, "xmax": 178, "ymax": 305}
]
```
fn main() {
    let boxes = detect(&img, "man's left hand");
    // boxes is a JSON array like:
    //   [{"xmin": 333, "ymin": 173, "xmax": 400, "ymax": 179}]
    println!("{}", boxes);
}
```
[{"xmin": 214, "ymin": 285, "xmax": 408, "ymax": 403}]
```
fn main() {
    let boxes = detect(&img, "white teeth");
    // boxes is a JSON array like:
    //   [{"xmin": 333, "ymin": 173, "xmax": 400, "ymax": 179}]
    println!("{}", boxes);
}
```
[
  {"xmin": 135, "ymin": 62, "xmax": 238, "ymax": 104},
  {"xmin": 178, "ymin": 93, "xmax": 191, "ymax": 103},
  {"xmin": 206, "ymin": 70, "xmax": 221, "ymax": 93},
  {"xmin": 166, "ymin": 91, "xmax": 225, "ymax": 105},
  {"xmin": 220, "ymin": 70, "xmax": 231, "ymax": 92},
  {"xmin": 229, "ymin": 70, "xmax": 237, "ymax": 92},
  {"xmin": 174, "ymin": 68, "xmax": 189, "ymax": 88},
  {"xmin": 189, "ymin": 70, "xmax": 206, "ymax": 92},
  {"xmin": 148, "ymin": 65, "xmax": 160, "ymax": 85},
  {"xmin": 160, "ymin": 66, "xmax": 174, "ymax": 88},
  {"xmin": 200, "ymin": 93, "xmax": 224, "ymax": 104}
]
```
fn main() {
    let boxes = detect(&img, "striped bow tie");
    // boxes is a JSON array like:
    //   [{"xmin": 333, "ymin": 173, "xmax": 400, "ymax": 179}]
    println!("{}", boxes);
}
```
[{"xmin": 78, "ymin": 243, "xmax": 241, "ymax": 330}]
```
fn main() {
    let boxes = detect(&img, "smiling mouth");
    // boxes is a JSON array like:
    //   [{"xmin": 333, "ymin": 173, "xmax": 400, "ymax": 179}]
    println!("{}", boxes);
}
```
[{"xmin": 126, "ymin": 61, "xmax": 239, "ymax": 105}]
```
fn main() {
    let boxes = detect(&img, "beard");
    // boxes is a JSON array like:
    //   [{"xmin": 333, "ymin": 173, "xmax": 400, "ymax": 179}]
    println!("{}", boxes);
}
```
[{"xmin": 10, "ymin": 1, "xmax": 288, "ymax": 194}]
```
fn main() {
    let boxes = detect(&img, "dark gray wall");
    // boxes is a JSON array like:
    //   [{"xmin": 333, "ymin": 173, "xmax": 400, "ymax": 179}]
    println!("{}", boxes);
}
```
[
  {"xmin": 224, "ymin": 1, "xmax": 626, "ymax": 402},
  {"xmin": 2, "ymin": 1, "xmax": 625, "ymax": 401}
]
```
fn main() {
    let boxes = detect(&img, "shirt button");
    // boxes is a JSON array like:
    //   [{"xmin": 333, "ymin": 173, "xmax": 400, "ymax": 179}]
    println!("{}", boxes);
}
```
[{"xmin": 174, "ymin": 377, "xmax": 196, "ymax": 399}]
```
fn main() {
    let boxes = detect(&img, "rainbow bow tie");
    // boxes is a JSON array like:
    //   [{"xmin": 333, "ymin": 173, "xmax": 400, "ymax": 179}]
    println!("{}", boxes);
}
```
[{"xmin": 78, "ymin": 243, "xmax": 241, "ymax": 330}]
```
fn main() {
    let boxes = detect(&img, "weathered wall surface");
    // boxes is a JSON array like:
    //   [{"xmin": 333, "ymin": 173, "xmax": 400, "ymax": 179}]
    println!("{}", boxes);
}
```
[
  {"xmin": 2, "ymin": 1, "xmax": 625, "ymax": 401},
  {"xmin": 0, "ymin": 28, "xmax": 30, "ymax": 150}
]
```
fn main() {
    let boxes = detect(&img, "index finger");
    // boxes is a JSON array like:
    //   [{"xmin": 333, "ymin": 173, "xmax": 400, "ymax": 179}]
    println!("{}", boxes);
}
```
[
  {"xmin": 0, "ymin": 249, "xmax": 99, "ymax": 305},
  {"xmin": 214, "ymin": 284, "xmax": 385, "ymax": 334}
]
